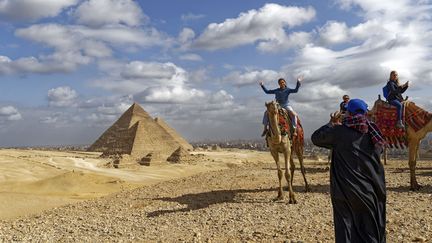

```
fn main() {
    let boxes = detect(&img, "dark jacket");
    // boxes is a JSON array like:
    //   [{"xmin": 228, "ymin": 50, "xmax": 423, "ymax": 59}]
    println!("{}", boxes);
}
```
[
  {"xmin": 311, "ymin": 124, "xmax": 386, "ymax": 243},
  {"xmin": 339, "ymin": 101, "xmax": 348, "ymax": 113},
  {"xmin": 386, "ymin": 80, "xmax": 407, "ymax": 102}
]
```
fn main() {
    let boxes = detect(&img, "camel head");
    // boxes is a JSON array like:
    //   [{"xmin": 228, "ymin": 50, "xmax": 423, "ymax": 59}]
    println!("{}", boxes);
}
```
[
  {"xmin": 265, "ymin": 100, "xmax": 279, "ymax": 115},
  {"xmin": 265, "ymin": 101, "xmax": 282, "ymax": 144}
]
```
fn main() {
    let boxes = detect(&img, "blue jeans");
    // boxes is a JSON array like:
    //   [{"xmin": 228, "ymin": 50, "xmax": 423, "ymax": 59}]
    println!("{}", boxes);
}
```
[{"xmin": 389, "ymin": 99, "xmax": 403, "ymax": 121}]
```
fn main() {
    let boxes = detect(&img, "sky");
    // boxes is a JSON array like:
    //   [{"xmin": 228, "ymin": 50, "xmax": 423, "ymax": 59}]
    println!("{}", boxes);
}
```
[{"xmin": 1, "ymin": 0, "xmax": 432, "ymax": 146}]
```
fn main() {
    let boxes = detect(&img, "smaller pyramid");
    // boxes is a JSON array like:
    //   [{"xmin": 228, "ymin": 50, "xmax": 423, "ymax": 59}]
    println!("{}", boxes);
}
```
[{"xmin": 167, "ymin": 147, "xmax": 193, "ymax": 163}]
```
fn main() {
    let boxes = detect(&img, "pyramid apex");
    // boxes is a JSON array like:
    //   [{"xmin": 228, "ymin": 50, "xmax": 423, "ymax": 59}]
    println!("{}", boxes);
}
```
[
  {"xmin": 130, "ymin": 102, "xmax": 140, "ymax": 108},
  {"xmin": 127, "ymin": 102, "xmax": 148, "ymax": 115}
]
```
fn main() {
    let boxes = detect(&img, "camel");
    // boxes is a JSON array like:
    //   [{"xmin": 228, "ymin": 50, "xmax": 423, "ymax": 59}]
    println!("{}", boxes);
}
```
[
  {"xmin": 264, "ymin": 101, "xmax": 297, "ymax": 203},
  {"xmin": 370, "ymin": 98, "xmax": 432, "ymax": 190}
]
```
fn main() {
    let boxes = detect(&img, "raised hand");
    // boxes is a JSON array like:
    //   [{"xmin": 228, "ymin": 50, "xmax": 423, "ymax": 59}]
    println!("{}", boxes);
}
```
[
  {"xmin": 297, "ymin": 75, "xmax": 304, "ymax": 82},
  {"xmin": 329, "ymin": 111, "xmax": 342, "ymax": 125},
  {"xmin": 259, "ymin": 81, "xmax": 264, "ymax": 86}
]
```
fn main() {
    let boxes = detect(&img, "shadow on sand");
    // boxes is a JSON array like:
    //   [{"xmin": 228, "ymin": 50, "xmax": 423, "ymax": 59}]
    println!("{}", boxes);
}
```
[
  {"xmin": 147, "ymin": 188, "xmax": 272, "ymax": 217},
  {"xmin": 262, "ymin": 166, "xmax": 330, "ymax": 174},
  {"xmin": 147, "ymin": 183, "xmax": 330, "ymax": 218},
  {"xmin": 387, "ymin": 184, "xmax": 432, "ymax": 193}
]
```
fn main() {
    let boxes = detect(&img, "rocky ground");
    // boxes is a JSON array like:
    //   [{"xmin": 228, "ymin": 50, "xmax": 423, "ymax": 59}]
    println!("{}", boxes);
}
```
[{"xmin": 0, "ymin": 157, "xmax": 431, "ymax": 242}]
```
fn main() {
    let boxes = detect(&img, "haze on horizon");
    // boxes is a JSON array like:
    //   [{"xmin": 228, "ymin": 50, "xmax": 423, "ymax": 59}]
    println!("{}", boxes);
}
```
[{"xmin": 1, "ymin": 0, "xmax": 432, "ymax": 147}]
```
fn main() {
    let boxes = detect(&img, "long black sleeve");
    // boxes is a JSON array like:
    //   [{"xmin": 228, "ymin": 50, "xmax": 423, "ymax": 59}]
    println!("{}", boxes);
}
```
[{"xmin": 311, "ymin": 123, "xmax": 337, "ymax": 150}]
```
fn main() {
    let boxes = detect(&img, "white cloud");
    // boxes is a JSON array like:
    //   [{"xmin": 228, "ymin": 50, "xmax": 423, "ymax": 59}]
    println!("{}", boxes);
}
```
[
  {"xmin": 0, "ymin": 55, "xmax": 12, "ymax": 74},
  {"xmin": 93, "ymin": 61, "xmax": 188, "ymax": 93},
  {"xmin": 188, "ymin": 68, "xmax": 210, "ymax": 83},
  {"xmin": 297, "ymin": 0, "xmax": 432, "ymax": 89},
  {"xmin": 294, "ymin": 83, "xmax": 345, "ymax": 102},
  {"xmin": 194, "ymin": 3, "xmax": 315, "ymax": 51},
  {"xmin": 40, "ymin": 113, "xmax": 61, "ymax": 124},
  {"xmin": 0, "ymin": 52, "xmax": 92, "ymax": 75},
  {"xmin": 135, "ymin": 86, "xmax": 206, "ymax": 104},
  {"xmin": 0, "ymin": 106, "xmax": 22, "ymax": 121},
  {"xmin": 47, "ymin": 86, "xmax": 78, "ymax": 107},
  {"xmin": 222, "ymin": 69, "xmax": 283, "ymax": 87},
  {"xmin": 16, "ymin": 24, "xmax": 169, "ymax": 52},
  {"xmin": 79, "ymin": 94, "xmax": 132, "ymax": 109},
  {"xmin": 73, "ymin": 0, "xmax": 146, "ymax": 27},
  {"xmin": 179, "ymin": 53, "xmax": 202, "ymax": 61},
  {"xmin": 0, "ymin": 0, "xmax": 79, "ymax": 22},
  {"xmin": 318, "ymin": 21, "xmax": 349, "ymax": 45},
  {"xmin": 7, "ymin": 23, "xmax": 172, "ymax": 75},
  {"xmin": 257, "ymin": 31, "xmax": 312, "ymax": 53},
  {"xmin": 179, "ymin": 28, "xmax": 195, "ymax": 44},
  {"xmin": 336, "ymin": 0, "xmax": 427, "ymax": 20},
  {"xmin": 121, "ymin": 61, "xmax": 185, "ymax": 82},
  {"xmin": 178, "ymin": 27, "xmax": 195, "ymax": 50},
  {"xmin": 85, "ymin": 112, "xmax": 117, "ymax": 124}
]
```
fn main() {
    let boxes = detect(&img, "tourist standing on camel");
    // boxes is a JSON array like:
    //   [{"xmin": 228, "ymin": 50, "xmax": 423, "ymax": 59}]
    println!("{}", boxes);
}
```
[
  {"xmin": 260, "ymin": 75, "xmax": 303, "ymax": 137},
  {"xmin": 386, "ymin": 70, "xmax": 409, "ymax": 128},
  {"xmin": 311, "ymin": 98, "xmax": 386, "ymax": 243}
]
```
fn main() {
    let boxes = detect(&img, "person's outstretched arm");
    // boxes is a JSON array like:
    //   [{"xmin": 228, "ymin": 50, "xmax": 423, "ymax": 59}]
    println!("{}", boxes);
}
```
[
  {"xmin": 259, "ymin": 81, "xmax": 276, "ymax": 94},
  {"xmin": 289, "ymin": 81, "xmax": 301, "ymax": 93},
  {"xmin": 289, "ymin": 75, "xmax": 303, "ymax": 93},
  {"xmin": 399, "ymin": 81, "xmax": 409, "ymax": 93}
]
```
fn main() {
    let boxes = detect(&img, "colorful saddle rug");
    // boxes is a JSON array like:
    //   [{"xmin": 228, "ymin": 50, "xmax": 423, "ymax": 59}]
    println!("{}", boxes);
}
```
[
  {"xmin": 293, "ymin": 118, "xmax": 304, "ymax": 146},
  {"xmin": 373, "ymin": 100, "xmax": 407, "ymax": 149},
  {"xmin": 278, "ymin": 108, "xmax": 304, "ymax": 144},
  {"xmin": 405, "ymin": 101, "xmax": 432, "ymax": 132},
  {"xmin": 277, "ymin": 108, "xmax": 291, "ymax": 136}
]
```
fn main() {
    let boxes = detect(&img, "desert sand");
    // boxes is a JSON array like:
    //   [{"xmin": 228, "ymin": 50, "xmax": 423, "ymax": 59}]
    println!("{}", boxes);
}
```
[
  {"xmin": 0, "ymin": 148, "xmax": 431, "ymax": 242},
  {"xmin": 0, "ymin": 149, "xmax": 233, "ymax": 220}
]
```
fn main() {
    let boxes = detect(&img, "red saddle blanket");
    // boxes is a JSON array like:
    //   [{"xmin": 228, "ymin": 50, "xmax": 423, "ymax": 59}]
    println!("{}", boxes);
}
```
[
  {"xmin": 277, "ymin": 109, "xmax": 290, "ymax": 136},
  {"xmin": 373, "ymin": 100, "xmax": 432, "ymax": 149},
  {"xmin": 405, "ymin": 102, "xmax": 432, "ymax": 132},
  {"xmin": 278, "ymin": 108, "xmax": 304, "ymax": 144},
  {"xmin": 374, "ymin": 101, "xmax": 406, "ymax": 149}
]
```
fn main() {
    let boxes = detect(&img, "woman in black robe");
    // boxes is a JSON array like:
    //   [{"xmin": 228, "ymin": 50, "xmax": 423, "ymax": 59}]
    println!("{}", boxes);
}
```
[{"xmin": 311, "ymin": 98, "xmax": 386, "ymax": 243}]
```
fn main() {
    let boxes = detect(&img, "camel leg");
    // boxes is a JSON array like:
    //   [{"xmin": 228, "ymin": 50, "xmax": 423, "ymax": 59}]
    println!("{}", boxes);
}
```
[
  {"xmin": 271, "ymin": 149, "xmax": 284, "ymax": 200},
  {"xmin": 296, "ymin": 148, "xmax": 310, "ymax": 192},
  {"xmin": 283, "ymin": 148, "xmax": 296, "ymax": 204},
  {"xmin": 289, "ymin": 148, "xmax": 295, "ymax": 187},
  {"xmin": 408, "ymin": 141, "xmax": 421, "ymax": 191}
]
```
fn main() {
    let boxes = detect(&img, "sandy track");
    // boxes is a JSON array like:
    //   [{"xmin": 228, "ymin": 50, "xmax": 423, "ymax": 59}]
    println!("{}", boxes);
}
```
[{"xmin": 0, "ymin": 151, "xmax": 431, "ymax": 242}]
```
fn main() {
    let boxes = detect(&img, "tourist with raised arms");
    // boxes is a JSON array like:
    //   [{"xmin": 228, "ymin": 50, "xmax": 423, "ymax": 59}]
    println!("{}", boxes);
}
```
[{"xmin": 259, "ymin": 75, "xmax": 303, "ymax": 137}]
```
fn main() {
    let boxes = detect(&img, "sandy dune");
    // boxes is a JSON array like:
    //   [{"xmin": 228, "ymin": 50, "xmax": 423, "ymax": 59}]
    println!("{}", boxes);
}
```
[{"xmin": 0, "ymin": 148, "xmax": 266, "ymax": 219}]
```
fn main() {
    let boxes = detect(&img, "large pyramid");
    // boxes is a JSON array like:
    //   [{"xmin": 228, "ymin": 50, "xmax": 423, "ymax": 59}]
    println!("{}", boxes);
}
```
[{"xmin": 87, "ymin": 102, "xmax": 193, "ymax": 159}]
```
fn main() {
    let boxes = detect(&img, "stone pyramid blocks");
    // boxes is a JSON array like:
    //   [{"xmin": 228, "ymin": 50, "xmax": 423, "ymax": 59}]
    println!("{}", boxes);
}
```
[{"xmin": 88, "ymin": 102, "xmax": 192, "ymax": 161}]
